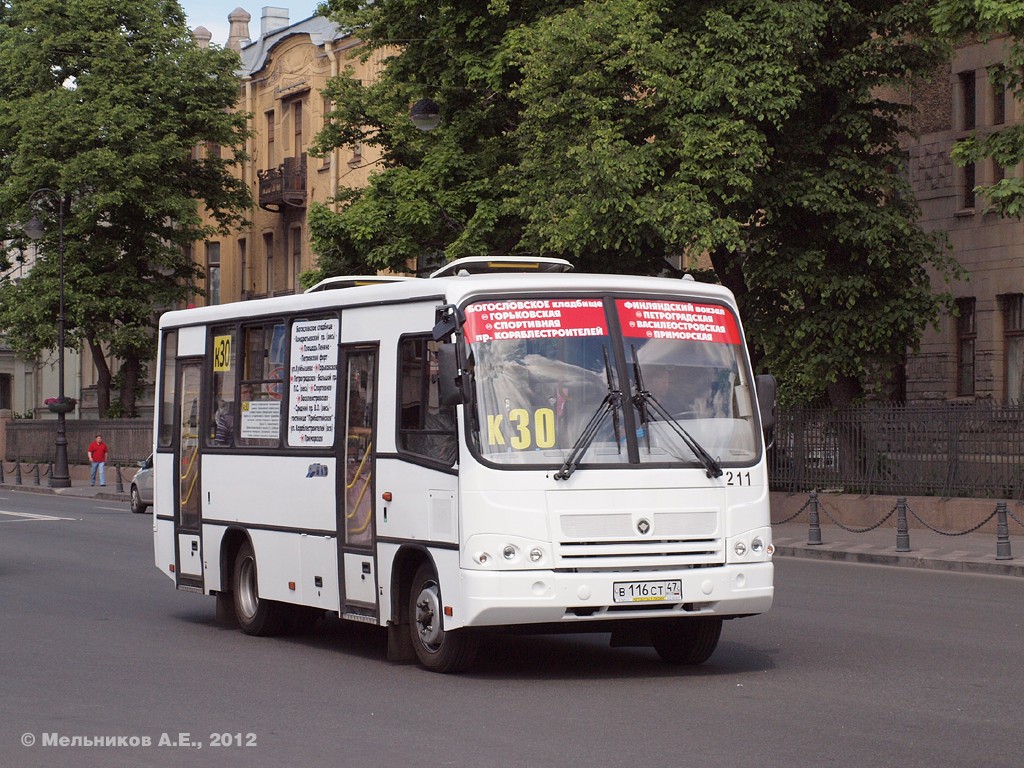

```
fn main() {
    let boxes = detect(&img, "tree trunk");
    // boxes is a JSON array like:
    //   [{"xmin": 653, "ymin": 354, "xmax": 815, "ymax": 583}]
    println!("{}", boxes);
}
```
[
  {"xmin": 86, "ymin": 337, "xmax": 112, "ymax": 417},
  {"xmin": 118, "ymin": 355, "xmax": 141, "ymax": 418}
]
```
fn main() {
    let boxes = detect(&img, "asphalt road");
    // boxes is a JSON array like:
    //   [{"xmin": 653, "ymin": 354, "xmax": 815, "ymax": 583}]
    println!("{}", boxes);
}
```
[{"xmin": 1, "ymin": 490, "xmax": 1021, "ymax": 768}]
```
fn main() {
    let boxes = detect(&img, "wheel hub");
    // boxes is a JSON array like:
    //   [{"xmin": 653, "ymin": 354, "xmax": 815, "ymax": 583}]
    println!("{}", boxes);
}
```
[{"xmin": 414, "ymin": 584, "xmax": 443, "ymax": 648}]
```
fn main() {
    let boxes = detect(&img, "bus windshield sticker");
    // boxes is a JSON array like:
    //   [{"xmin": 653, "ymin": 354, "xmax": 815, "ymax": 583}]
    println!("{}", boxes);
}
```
[
  {"xmin": 616, "ymin": 300, "xmax": 740, "ymax": 344},
  {"xmin": 288, "ymin": 318, "xmax": 339, "ymax": 447},
  {"xmin": 212, "ymin": 334, "xmax": 232, "ymax": 372},
  {"xmin": 463, "ymin": 298, "xmax": 607, "ymax": 344},
  {"xmin": 240, "ymin": 400, "xmax": 281, "ymax": 439}
]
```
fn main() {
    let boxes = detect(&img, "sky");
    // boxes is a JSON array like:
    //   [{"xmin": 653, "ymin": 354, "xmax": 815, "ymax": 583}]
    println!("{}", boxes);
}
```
[{"xmin": 178, "ymin": 2, "xmax": 320, "ymax": 47}]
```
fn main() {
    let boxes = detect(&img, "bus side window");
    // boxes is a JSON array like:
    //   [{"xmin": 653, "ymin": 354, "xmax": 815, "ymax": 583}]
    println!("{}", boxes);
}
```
[
  {"xmin": 397, "ymin": 336, "xmax": 457, "ymax": 466},
  {"xmin": 207, "ymin": 325, "xmax": 237, "ymax": 448}
]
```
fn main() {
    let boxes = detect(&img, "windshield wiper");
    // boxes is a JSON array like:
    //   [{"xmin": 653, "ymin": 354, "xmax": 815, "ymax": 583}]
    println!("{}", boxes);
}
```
[
  {"xmin": 630, "ymin": 348, "xmax": 723, "ymax": 479},
  {"xmin": 554, "ymin": 348, "xmax": 621, "ymax": 480}
]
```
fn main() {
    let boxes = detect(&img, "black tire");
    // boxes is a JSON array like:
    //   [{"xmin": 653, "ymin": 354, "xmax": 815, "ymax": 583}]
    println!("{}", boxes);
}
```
[
  {"xmin": 651, "ymin": 617, "xmax": 723, "ymax": 665},
  {"xmin": 232, "ymin": 540, "xmax": 288, "ymax": 636},
  {"xmin": 129, "ymin": 485, "xmax": 148, "ymax": 514},
  {"xmin": 408, "ymin": 562, "xmax": 479, "ymax": 673}
]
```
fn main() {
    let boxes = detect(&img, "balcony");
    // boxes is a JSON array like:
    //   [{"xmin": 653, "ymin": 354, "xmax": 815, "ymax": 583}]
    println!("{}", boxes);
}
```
[{"xmin": 258, "ymin": 156, "xmax": 307, "ymax": 212}]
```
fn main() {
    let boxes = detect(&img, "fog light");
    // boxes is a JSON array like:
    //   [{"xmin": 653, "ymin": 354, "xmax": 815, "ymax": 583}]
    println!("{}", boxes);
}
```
[
  {"xmin": 529, "ymin": 548, "xmax": 543, "ymax": 563},
  {"xmin": 751, "ymin": 537, "xmax": 764, "ymax": 553},
  {"xmin": 502, "ymin": 545, "xmax": 517, "ymax": 561},
  {"xmin": 734, "ymin": 541, "xmax": 747, "ymax": 557}
]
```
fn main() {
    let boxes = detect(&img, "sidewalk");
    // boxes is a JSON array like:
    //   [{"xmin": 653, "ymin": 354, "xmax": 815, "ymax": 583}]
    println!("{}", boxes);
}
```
[
  {"xmin": 0, "ymin": 472, "xmax": 130, "ymax": 504},
  {"xmin": 771, "ymin": 519, "xmax": 1024, "ymax": 578}
]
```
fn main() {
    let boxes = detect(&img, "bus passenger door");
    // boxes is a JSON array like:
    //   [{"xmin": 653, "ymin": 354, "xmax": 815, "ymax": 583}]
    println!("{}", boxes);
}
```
[
  {"xmin": 338, "ymin": 347, "xmax": 379, "ymax": 615},
  {"xmin": 175, "ymin": 360, "xmax": 204, "ymax": 588}
]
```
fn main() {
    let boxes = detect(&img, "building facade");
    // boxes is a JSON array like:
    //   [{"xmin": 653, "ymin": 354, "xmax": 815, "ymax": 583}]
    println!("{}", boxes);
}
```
[
  {"xmin": 906, "ymin": 36, "xmax": 1024, "ymax": 403},
  {"xmin": 190, "ymin": 7, "xmax": 384, "ymax": 308}
]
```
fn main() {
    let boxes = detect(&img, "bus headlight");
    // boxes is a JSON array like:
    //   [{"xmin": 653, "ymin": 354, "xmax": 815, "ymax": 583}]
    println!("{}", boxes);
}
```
[
  {"xmin": 465, "ymin": 536, "xmax": 549, "ymax": 569},
  {"xmin": 726, "ymin": 528, "xmax": 773, "ymax": 563}
]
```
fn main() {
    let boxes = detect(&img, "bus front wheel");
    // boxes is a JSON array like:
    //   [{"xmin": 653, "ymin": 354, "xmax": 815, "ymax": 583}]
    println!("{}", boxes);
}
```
[
  {"xmin": 651, "ymin": 617, "xmax": 722, "ymax": 665},
  {"xmin": 408, "ymin": 562, "xmax": 479, "ymax": 673},
  {"xmin": 232, "ymin": 540, "xmax": 287, "ymax": 636}
]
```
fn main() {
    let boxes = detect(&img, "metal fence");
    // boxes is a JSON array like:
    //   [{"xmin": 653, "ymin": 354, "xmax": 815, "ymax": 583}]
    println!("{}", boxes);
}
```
[
  {"xmin": 770, "ymin": 402, "xmax": 1024, "ymax": 500},
  {"xmin": 4, "ymin": 419, "xmax": 153, "ymax": 467}
]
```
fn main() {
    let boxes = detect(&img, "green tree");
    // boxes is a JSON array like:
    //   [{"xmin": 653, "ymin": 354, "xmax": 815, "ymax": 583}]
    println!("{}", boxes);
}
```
[
  {"xmin": 0, "ymin": 0, "xmax": 250, "ymax": 416},
  {"xmin": 931, "ymin": 0, "xmax": 1024, "ymax": 217},
  {"xmin": 313, "ymin": 0, "xmax": 958, "ymax": 404}
]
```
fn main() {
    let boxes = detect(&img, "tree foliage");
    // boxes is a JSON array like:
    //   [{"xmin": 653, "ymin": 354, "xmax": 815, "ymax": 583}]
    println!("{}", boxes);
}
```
[
  {"xmin": 0, "ymin": 0, "xmax": 250, "ymax": 416},
  {"xmin": 931, "ymin": 0, "xmax": 1024, "ymax": 217},
  {"xmin": 314, "ymin": 0, "xmax": 958, "ymax": 404}
]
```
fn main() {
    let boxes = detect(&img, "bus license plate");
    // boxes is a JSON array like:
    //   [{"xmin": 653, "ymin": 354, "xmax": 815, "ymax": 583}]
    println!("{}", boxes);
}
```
[{"xmin": 612, "ymin": 579, "xmax": 682, "ymax": 603}]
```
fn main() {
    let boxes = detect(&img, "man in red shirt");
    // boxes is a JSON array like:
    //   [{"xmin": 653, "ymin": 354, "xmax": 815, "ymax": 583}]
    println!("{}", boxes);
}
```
[{"xmin": 87, "ymin": 434, "xmax": 109, "ymax": 487}]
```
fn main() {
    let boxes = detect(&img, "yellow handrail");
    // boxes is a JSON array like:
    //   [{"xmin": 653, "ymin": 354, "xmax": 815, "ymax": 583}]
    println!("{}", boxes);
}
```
[{"xmin": 346, "ymin": 441, "xmax": 373, "ymax": 534}]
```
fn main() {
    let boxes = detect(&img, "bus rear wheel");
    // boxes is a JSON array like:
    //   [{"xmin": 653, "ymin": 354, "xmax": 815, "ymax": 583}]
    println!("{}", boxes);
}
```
[
  {"xmin": 651, "ymin": 617, "xmax": 723, "ymax": 665},
  {"xmin": 232, "ymin": 540, "xmax": 287, "ymax": 636},
  {"xmin": 408, "ymin": 562, "xmax": 479, "ymax": 673}
]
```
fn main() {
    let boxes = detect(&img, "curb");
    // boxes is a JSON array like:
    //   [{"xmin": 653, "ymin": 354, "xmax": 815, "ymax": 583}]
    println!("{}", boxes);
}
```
[{"xmin": 773, "ymin": 543, "xmax": 1024, "ymax": 578}]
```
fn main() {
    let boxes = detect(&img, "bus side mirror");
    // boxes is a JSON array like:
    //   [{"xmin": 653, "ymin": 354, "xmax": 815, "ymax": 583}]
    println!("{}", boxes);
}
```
[
  {"xmin": 755, "ymin": 374, "xmax": 777, "ymax": 448},
  {"xmin": 437, "ymin": 344, "xmax": 463, "ymax": 406}
]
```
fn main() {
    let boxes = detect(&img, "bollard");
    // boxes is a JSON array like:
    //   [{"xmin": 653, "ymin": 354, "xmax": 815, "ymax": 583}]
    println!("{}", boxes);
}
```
[
  {"xmin": 115, "ymin": 464, "xmax": 124, "ymax": 493},
  {"xmin": 15, "ymin": 462, "xmax": 22, "ymax": 485},
  {"xmin": 995, "ymin": 502, "xmax": 1013, "ymax": 561},
  {"xmin": 807, "ymin": 491, "xmax": 823, "ymax": 545},
  {"xmin": 33, "ymin": 463, "xmax": 40, "ymax": 486},
  {"xmin": 895, "ymin": 497, "xmax": 911, "ymax": 552},
  {"xmin": 0, "ymin": 461, "xmax": 5, "ymax": 484}
]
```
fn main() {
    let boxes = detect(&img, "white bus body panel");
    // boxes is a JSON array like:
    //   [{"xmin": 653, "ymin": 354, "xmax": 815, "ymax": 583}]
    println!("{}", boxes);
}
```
[{"xmin": 200, "ymin": 454, "xmax": 336, "ymax": 531}]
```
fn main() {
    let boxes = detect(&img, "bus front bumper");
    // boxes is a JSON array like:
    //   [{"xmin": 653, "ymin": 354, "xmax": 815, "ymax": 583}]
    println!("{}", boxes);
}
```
[{"xmin": 456, "ymin": 562, "xmax": 773, "ymax": 628}]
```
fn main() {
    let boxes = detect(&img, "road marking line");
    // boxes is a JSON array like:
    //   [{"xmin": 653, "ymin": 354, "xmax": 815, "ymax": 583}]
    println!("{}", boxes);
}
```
[{"xmin": 0, "ymin": 510, "xmax": 78, "ymax": 522}]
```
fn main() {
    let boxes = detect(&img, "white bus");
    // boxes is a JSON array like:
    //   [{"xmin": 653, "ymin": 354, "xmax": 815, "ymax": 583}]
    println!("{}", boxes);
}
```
[{"xmin": 153, "ymin": 257, "xmax": 777, "ymax": 673}]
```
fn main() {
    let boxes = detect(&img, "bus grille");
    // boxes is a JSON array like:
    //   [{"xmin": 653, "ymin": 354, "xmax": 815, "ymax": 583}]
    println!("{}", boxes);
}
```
[
  {"xmin": 556, "ymin": 510, "xmax": 723, "ymax": 567},
  {"xmin": 556, "ymin": 538, "xmax": 722, "ymax": 568}
]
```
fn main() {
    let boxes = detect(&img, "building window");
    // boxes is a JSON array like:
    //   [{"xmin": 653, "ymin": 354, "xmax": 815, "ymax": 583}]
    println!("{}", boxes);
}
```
[
  {"xmin": 956, "ymin": 298, "xmax": 976, "ymax": 397},
  {"xmin": 322, "ymin": 97, "xmax": 332, "ymax": 168},
  {"xmin": 238, "ymin": 238, "xmax": 247, "ymax": 299},
  {"xmin": 1002, "ymin": 294, "xmax": 1024, "ymax": 402},
  {"xmin": 990, "ymin": 73, "xmax": 1006, "ymax": 126},
  {"xmin": 0, "ymin": 373, "xmax": 11, "ymax": 410},
  {"xmin": 266, "ymin": 110, "xmax": 275, "ymax": 167},
  {"xmin": 961, "ymin": 162, "xmax": 976, "ymax": 210},
  {"xmin": 264, "ymin": 233, "xmax": 274, "ymax": 296},
  {"xmin": 291, "ymin": 227, "xmax": 302, "ymax": 291},
  {"xmin": 293, "ymin": 100, "xmax": 303, "ymax": 157},
  {"xmin": 206, "ymin": 242, "xmax": 221, "ymax": 306},
  {"xmin": 959, "ymin": 71, "xmax": 976, "ymax": 130}
]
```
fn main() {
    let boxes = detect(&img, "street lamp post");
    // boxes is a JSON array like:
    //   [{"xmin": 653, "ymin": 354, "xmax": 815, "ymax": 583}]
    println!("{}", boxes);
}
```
[{"xmin": 25, "ymin": 188, "xmax": 71, "ymax": 488}]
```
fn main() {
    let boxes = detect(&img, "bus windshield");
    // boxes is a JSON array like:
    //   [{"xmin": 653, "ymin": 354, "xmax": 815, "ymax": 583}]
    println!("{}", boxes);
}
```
[{"xmin": 463, "ymin": 296, "xmax": 760, "ymax": 469}]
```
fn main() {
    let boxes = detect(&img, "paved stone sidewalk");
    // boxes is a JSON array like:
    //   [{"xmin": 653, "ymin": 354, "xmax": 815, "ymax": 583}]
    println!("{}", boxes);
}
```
[{"xmin": 771, "ymin": 519, "xmax": 1024, "ymax": 577}]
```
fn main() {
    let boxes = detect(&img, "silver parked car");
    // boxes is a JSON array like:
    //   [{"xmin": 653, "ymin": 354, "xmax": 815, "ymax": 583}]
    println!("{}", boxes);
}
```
[{"xmin": 130, "ymin": 454, "xmax": 154, "ymax": 514}]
